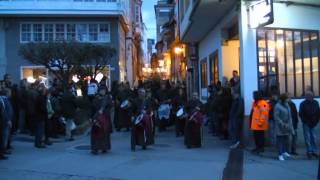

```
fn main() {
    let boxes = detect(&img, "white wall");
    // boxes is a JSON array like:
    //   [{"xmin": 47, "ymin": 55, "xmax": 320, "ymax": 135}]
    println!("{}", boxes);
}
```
[
  {"xmin": 239, "ymin": 2, "xmax": 320, "ymax": 115},
  {"xmin": 222, "ymin": 40, "xmax": 240, "ymax": 80},
  {"xmin": 198, "ymin": 7, "xmax": 238, "ymax": 100}
]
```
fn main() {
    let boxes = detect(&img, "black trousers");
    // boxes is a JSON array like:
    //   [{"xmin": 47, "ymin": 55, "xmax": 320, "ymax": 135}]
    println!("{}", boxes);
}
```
[
  {"xmin": 35, "ymin": 121, "xmax": 45, "ymax": 147},
  {"xmin": 253, "ymin": 130, "xmax": 265, "ymax": 150}
]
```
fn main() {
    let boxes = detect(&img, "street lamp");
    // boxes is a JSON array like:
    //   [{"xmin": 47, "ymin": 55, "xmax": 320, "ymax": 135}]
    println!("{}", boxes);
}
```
[{"xmin": 174, "ymin": 46, "xmax": 183, "ymax": 54}]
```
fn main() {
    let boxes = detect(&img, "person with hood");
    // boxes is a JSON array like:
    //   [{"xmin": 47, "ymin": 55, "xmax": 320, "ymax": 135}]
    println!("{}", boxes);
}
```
[
  {"xmin": 299, "ymin": 91, "xmax": 320, "ymax": 159},
  {"xmin": 131, "ymin": 88, "xmax": 154, "ymax": 151},
  {"xmin": 249, "ymin": 91, "xmax": 270, "ymax": 154},
  {"xmin": 90, "ymin": 86, "xmax": 113, "ymax": 155},
  {"xmin": 273, "ymin": 93, "xmax": 295, "ymax": 161},
  {"xmin": 184, "ymin": 92, "xmax": 204, "ymax": 149}
]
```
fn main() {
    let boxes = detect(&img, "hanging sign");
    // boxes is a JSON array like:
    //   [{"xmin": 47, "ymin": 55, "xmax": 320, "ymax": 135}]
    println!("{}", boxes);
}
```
[{"xmin": 248, "ymin": 0, "xmax": 274, "ymax": 28}]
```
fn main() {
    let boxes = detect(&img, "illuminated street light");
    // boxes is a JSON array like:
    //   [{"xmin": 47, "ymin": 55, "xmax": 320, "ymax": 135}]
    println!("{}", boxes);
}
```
[{"xmin": 174, "ymin": 46, "xmax": 183, "ymax": 54}]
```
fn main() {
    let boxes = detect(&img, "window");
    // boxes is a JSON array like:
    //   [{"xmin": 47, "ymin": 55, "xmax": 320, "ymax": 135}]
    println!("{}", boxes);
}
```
[
  {"xmin": 21, "ymin": 24, "xmax": 31, "ymax": 42},
  {"xmin": 89, "ymin": 24, "xmax": 98, "ymax": 41},
  {"xmin": 55, "ymin": 24, "xmax": 65, "ymax": 41},
  {"xmin": 209, "ymin": 51, "xmax": 219, "ymax": 85},
  {"xmin": 44, "ymin": 24, "xmax": 54, "ymax": 41},
  {"xmin": 20, "ymin": 22, "xmax": 110, "ymax": 43},
  {"xmin": 257, "ymin": 28, "xmax": 320, "ymax": 97},
  {"xmin": 200, "ymin": 59, "xmax": 207, "ymax": 88},
  {"xmin": 66, "ymin": 24, "xmax": 76, "ymax": 41},
  {"xmin": 76, "ymin": 24, "xmax": 88, "ymax": 42},
  {"xmin": 99, "ymin": 23, "xmax": 110, "ymax": 42},
  {"xmin": 33, "ymin": 24, "xmax": 42, "ymax": 42}
]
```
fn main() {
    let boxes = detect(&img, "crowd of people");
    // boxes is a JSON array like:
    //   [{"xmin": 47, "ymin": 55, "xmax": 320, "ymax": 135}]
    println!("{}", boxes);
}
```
[
  {"xmin": 249, "ymin": 90, "xmax": 320, "ymax": 161},
  {"xmin": 0, "ymin": 70, "xmax": 319, "ymax": 164}
]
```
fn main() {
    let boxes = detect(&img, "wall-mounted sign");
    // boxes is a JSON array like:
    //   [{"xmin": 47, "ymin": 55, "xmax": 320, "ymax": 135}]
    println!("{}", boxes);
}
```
[{"xmin": 248, "ymin": 0, "xmax": 274, "ymax": 28}]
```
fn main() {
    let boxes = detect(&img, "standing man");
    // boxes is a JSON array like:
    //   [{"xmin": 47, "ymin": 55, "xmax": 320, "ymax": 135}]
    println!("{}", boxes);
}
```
[
  {"xmin": 250, "ymin": 91, "xmax": 270, "ymax": 154},
  {"xmin": 228, "ymin": 87, "xmax": 244, "ymax": 149},
  {"xmin": 34, "ymin": 84, "xmax": 47, "ymax": 148},
  {"xmin": 230, "ymin": 70, "xmax": 240, "ymax": 88},
  {"xmin": 268, "ymin": 92, "xmax": 278, "ymax": 146},
  {"xmin": 0, "ymin": 88, "xmax": 13, "ymax": 157},
  {"xmin": 299, "ymin": 91, "xmax": 320, "ymax": 159},
  {"xmin": 287, "ymin": 93, "xmax": 299, "ymax": 155},
  {"xmin": 61, "ymin": 85, "xmax": 77, "ymax": 141}
]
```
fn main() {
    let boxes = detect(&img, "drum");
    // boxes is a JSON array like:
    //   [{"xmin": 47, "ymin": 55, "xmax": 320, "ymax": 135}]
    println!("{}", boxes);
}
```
[
  {"xmin": 158, "ymin": 104, "xmax": 170, "ymax": 120},
  {"xmin": 134, "ymin": 113, "xmax": 144, "ymax": 125},
  {"xmin": 176, "ymin": 107, "xmax": 184, "ymax": 118},
  {"xmin": 120, "ymin": 100, "xmax": 129, "ymax": 109}
]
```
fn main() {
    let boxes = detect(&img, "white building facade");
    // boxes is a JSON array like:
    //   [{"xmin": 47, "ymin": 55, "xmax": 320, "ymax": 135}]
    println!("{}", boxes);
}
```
[{"xmin": 179, "ymin": 0, "xmax": 320, "ymax": 115}]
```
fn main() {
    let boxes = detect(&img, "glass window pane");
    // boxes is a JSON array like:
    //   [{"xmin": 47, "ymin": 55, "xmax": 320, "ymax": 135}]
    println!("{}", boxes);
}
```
[
  {"xmin": 76, "ymin": 24, "xmax": 87, "ymax": 42},
  {"xmin": 33, "ymin": 24, "xmax": 42, "ymax": 42},
  {"xmin": 276, "ymin": 29, "xmax": 285, "ymax": 94},
  {"xmin": 67, "ymin": 24, "xmax": 76, "ymax": 41},
  {"xmin": 294, "ymin": 31, "xmax": 303, "ymax": 96},
  {"xmin": 55, "ymin": 24, "xmax": 65, "ymax": 41},
  {"xmin": 44, "ymin": 24, "xmax": 53, "ymax": 41},
  {"xmin": 267, "ymin": 30, "xmax": 277, "ymax": 94},
  {"xmin": 257, "ymin": 29, "xmax": 267, "ymax": 94},
  {"xmin": 99, "ymin": 24, "xmax": 109, "ymax": 42},
  {"xmin": 89, "ymin": 24, "xmax": 98, "ymax": 41},
  {"xmin": 285, "ymin": 31, "xmax": 295, "ymax": 96},
  {"xmin": 303, "ymin": 32, "xmax": 311, "ymax": 94},
  {"xmin": 21, "ymin": 24, "xmax": 31, "ymax": 42},
  {"xmin": 311, "ymin": 32, "xmax": 319, "ymax": 96}
]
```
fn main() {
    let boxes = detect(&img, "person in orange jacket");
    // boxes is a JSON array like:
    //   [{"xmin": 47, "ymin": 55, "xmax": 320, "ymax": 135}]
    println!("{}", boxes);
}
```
[{"xmin": 250, "ymin": 91, "xmax": 270, "ymax": 154}]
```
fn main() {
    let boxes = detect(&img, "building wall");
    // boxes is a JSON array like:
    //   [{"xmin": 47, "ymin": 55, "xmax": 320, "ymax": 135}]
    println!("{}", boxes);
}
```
[
  {"xmin": 222, "ymin": 40, "xmax": 240, "ymax": 81},
  {"xmin": 0, "ymin": 19, "xmax": 6, "ymax": 78},
  {"xmin": 197, "ymin": 8, "xmax": 238, "ymax": 101},
  {"xmin": 3, "ymin": 17, "xmax": 120, "ymax": 84},
  {"xmin": 239, "ymin": 2, "xmax": 320, "ymax": 115}
]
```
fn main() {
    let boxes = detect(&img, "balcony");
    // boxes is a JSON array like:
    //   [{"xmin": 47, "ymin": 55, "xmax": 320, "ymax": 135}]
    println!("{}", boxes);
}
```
[
  {"xmin": 179, "ymin": 0, "xmax": 237, "ymax": 42},
  {"xmin": 0, "ymin": 0, "xmax": 128, "ymax": 18}
]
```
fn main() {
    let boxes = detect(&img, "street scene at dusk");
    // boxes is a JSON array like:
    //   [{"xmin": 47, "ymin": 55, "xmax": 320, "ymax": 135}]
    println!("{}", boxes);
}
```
[{"xmin": 0, "ymin": 0, "xmax": 319, "ymax": 179}]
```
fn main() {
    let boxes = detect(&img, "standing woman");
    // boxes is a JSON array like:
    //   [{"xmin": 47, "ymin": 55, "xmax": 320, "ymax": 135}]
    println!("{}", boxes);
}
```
[
  {"xmin": 184, "ymin": 92, "xmax": 204, "ymax": 149},
  {"xmin": 91, "ymin": 86, "xmax": 113, "ymax": 155},
  {"xmin": 273, "ymin": 93, "xmax": 295, "ymax": 161}
]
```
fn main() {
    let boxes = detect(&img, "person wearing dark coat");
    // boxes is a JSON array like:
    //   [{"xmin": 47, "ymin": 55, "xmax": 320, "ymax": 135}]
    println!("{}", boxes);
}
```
[
  {"xmin": 268, "ymin": 93, "xmax": 278, "ymax": 146},
  {"xmin": 172, "ymin": 88, "xmax": 187, "ymax": 137},
  {"xmin": 116, "ymin": 83, "xmax": 132, "ymax": 132},
  {"xmin": 184, "ymin": 92, "xmax": 203, "ymax": 149},
  {"xmin": 212, "ymin": 83, "xmax": 231, "ymax": 140},
  {"xmin": 156, "ymin": 83, "xmax": 171, "ymax": 132},
  {"xmin": 131, "ymin": 88, "xmax": 154, "ymax": 151},
  {"xmin": 90, "ymin": 86, "xmax": 113, "ymax": 155},
  {"xmin": 0, "ymin": 88, "xmax": 13, "ymax": 159},
  {"xmin": 17, "ymin": 79, "xmax": 29, "ymax": 134},
  {"xmin": 61, "ymin": 87, "xmax": 77, "ymax": 141},
  {"xmin": 287, "ymin": 94, "xmax": 299, "ymax": 155},
  {"xmin": 299, "ymin": 91, "xmax": 320, "ymax": 159},
  {"xmin": 34, "ymin": 84, "xmax": 47, "ymax": 148},
  {"xmin": 26, "ymin": 83, "xmax": 39, "ymax": 136},
  {"xmin": 228, "ymin": 87, "xmax": 244, "ymax": 149}
]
